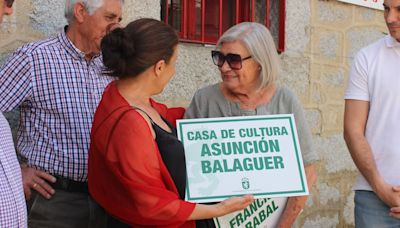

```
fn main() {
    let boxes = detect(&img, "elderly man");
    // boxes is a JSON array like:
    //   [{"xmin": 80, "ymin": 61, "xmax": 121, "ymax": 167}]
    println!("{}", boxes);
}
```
[
  {"xmin": 0, "ymin": 1, "xmax": 27, "ymax": 227},
  {"xmin": 0, "ymin": 0, "xmax": 123, "ymax": 227},
  {"xmin": 344, "ymin": 0, "xmax": 400, "ymax": 227}
]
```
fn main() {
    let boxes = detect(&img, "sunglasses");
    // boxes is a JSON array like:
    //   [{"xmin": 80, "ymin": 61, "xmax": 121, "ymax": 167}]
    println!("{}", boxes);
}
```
[
  {"xmin": 211, "ymin": 50, "xmax": 252, "ymax": 70},
  {"xmin": 5, "ymin": 0, "xmax": 14, "ymax": 7}
]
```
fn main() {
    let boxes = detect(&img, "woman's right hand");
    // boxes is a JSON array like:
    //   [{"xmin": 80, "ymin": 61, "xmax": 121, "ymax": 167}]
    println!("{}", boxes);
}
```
[
  {"xmin": 214, "ymin": 194, "xmax": 254, "ymax": 216},
  {"xmin": 188, "ymin": 195, "xmax": 254, "ymax": 220}
]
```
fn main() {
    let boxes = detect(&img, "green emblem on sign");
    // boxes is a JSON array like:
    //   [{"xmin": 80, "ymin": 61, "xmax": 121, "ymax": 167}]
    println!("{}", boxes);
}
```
[{"xmin": 241, "ymin": 177, "xmax": 250, "ymax": 190}]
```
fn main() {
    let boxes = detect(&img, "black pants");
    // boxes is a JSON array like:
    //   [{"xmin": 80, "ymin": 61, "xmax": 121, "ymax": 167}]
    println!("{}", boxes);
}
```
[{"xmin": 27, "ymin": 190, "xmax": 107, "ymax": 228}]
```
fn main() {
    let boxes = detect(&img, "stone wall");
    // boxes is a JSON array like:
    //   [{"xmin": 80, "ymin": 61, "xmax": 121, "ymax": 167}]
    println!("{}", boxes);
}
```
[{"xmin": 0, "ymin": 1, "xmax": 388, "ymax": 227}]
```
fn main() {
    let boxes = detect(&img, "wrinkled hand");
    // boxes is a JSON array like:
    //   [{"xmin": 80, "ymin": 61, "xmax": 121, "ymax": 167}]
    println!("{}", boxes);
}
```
[
  {"xmin": 21, "ymin": 167, "xmax": 56, "ymax": 200},
  {"xmin": 216, "ymin": 195, "xmax": 254, "ymax": 216}
]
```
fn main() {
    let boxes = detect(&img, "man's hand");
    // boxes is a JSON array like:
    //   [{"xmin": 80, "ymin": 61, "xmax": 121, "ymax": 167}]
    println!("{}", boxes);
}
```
[
  {"xmin": 374, "ymin": 183, "xmax": 400, "ymax": 209},
  {"xmin": 21, "ymin": 166, "xmax": 56, "ymax": 200},
  {"xmin": 390, "ymin": 207, "xmax": 400, "ymax": 219}
]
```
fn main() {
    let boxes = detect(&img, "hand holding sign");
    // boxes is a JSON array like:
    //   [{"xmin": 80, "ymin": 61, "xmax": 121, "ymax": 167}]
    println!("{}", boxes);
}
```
[{"xmin": 189, "ymin": 195, "xmax": 255, "ymax": 220}]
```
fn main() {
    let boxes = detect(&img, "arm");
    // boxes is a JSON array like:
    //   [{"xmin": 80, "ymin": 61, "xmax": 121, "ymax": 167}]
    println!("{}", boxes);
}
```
[
  {"xmin": 277, "ymin": 164, "xmax": 317, "ymax": 228},
  {"xmin": 0, "ymin": 48, "xmax": 56, "ymax": 200},
  {"xmin": 344, "ymin": 99, "xmax": 400, "ymax": 208},
  {"xmin": 188, "ymin": 195, "xmax": 254, "ymax": 220}
]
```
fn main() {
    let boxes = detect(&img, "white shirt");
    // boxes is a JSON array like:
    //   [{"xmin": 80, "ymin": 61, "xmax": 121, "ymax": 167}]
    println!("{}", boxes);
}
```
[{"xmin": 345, "ymin": 35, "xmax": 400, "ymax": 190}]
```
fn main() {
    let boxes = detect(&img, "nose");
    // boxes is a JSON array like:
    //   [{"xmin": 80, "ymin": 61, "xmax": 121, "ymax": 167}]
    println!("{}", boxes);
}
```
[
  {"xmin": 106, "ymin": 22, "xmax": 121, "ymax": 33},
  {"xmin": 219, "ymin": 60, "xmax": 232, "ymax": 72},
  {"xmin": 386, "ymin": 9, "xmax": 398, "ymax": 24}
]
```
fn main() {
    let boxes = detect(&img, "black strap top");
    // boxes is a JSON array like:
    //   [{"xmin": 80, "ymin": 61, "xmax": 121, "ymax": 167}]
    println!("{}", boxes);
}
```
[{"xmin": 134, "ymin": 107, "xmax": 187, "ymax": 200}]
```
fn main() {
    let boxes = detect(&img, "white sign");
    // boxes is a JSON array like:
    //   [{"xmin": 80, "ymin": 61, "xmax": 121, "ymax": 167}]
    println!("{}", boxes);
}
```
[
  {"xmin": 214, "ymin": 198, "xmax": 287, "ymax": 228},
  {"xmin": 177, "ymin": 114, "xmax": 309, "ymax": 203},
  {"xmin": 338, "ymin": 0, "xmax": 383, "ymax": 10}
]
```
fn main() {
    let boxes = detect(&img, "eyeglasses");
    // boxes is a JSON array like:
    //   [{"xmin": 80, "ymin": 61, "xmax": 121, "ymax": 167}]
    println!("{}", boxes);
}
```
[
  {"xmin": 5, "ymin": 0, "xmax": 14, "ymax": 7},
  {"xmin": 211, "ymin": 50, "xmax": 252, "ymax": 70}
]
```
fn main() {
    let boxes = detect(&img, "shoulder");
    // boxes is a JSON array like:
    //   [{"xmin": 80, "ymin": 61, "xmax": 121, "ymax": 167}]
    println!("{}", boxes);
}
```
[
  {"xmin": 193, "ymin": 83, "xmax": 222, "ymax": 100},
  {"xmin": 14, "ymin": 35, "xmax": 60, "ymax": 57},
  {"xmin": 355, "ymin": 36, "xmax": 387, "ymax": 59},
  {"xmin": 274, "ymin": 85, "xmax": 299, "ymax": 105}
]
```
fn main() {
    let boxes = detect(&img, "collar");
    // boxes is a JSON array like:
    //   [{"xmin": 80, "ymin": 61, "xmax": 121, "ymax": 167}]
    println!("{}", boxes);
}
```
[
  {"xmin": 384, "ymin": 34, "xmax": 400, "ymax": 48},
  {"xmin": 58, "ymin": 26, "xmax": 101, "ymax": 61}
]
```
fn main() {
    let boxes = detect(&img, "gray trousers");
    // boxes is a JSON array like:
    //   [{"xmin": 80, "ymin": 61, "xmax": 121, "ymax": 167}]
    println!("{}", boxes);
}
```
[{"xmin": 27, "ymin": 190, "xmax": 107, "ymax": 228}]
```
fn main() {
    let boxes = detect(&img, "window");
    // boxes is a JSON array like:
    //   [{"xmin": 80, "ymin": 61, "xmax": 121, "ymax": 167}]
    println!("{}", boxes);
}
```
[{"xmin": 161, "ymin": 0, "xmax": 286, "ymax": 52}]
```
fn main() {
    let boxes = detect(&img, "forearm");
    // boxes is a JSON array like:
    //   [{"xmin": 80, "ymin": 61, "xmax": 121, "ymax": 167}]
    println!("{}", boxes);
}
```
[
  {"xmin": 344, "ymin": 132, "xmax": 384, "ymax": 191},
  {"xmin": 188, "ymin": 204, "xmax": 221, "ymax": 220},
  {"xmin": 343, "ymin": 100, "xmax": 385, "ymax": 191},
  {"xmin": 277, "ymin": 164, "xmax": 317, "ymax": 228},
  {"xmin": 188, "ymin": 195, "xmax": 254, "ymax": 220},
  {"xmin": 277, "ymin": 195, "xmax": 308, "ymax": 228}
]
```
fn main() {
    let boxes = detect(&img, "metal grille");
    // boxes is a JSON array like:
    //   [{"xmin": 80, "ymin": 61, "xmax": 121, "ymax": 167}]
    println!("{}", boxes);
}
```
[{"xmin": 161, "ymin": 0, "xmax": 285, "ymax": 52}]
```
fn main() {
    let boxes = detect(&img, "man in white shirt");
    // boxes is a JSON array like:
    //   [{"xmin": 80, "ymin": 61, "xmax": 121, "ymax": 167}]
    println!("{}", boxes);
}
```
[
  {"xmin": 344, "ymin": 0, "xmax": 400, "ymax": 226},
  {"xmin": 0, "ymin": 1, "xmax": 27, "ymax": 227}
]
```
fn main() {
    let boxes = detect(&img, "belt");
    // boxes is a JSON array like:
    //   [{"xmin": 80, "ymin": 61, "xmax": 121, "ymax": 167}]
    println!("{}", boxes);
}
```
[{"xmin": 51, "ymin": 175, "xmax": 88, "ymax": 193}]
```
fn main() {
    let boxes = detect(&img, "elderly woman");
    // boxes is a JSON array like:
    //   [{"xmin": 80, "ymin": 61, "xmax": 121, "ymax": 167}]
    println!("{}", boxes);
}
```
[{"xmin": 184, "ymin": 22, "xmax": 318, "ymax": 227}]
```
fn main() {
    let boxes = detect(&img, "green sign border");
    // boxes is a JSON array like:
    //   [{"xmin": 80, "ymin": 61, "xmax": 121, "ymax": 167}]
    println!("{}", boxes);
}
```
[{"xmin": 178, "ymin": 115, "xmax": 307, "ymax": 202}]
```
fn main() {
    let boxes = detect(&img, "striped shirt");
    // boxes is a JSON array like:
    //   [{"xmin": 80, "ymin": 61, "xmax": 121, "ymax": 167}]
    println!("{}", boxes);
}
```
[
  {"xmin": 0, "ymin": 112, "xmax": 27, "ymax": 227},
  {"xmin": 0, "ymin": 29, "xmax": 112, "ymax": 182}
]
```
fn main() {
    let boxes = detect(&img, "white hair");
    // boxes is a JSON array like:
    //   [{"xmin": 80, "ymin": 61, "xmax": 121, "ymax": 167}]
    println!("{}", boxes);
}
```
[
  {"xmin": 65, "ymin": 0, "xmax": 124, "ymax": 23},
  {"xmin": 217, "ymin": 22, "xmax": 281, "ymax": 89}
]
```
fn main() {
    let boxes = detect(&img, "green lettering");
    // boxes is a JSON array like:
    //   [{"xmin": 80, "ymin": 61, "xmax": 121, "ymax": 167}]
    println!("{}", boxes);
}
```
[
  {"xmin": 211, "ymin": 143, "xmax": 221, "ymax": 156},
  {"xmin": 281, "ymin": 126, "xmax": 288, "ymax": 135},
  {"xmin": 253, "ymin": 216, "xmax": 261, "ymax": 227},
  {"xmin": 274, "ymin": 156, "xmax": 284, "ymax": 169},
  {"xmin": 243, "ymin": 207, "xmax": 252, "ymax": 220},
  {"xmin": 269, "ymin": 139, "xmax": 280, "ymax": 152},
  {"xmin": 266, "ymin": 204, "xmax": 273, "ymax": 217},
  {"xmin": 232, "ymin": 158, "xmax": 244, "ymax": 171},
  {"xmin": 264, "ymin": 156, "xmax": 274, "ymax": 169},
  {"xmin": 201, "ymin": 144, "xmax": 211, "ymax": 156},
  {"xmin": 201, "ymin": 160, "xmax": 211, "ymax": 173},
  {"xmin": 243, "ymin": 158, "xmax": 253, "ymax": 171},
  {"xmin": 259, "ymin": 210, "xmax": 266, "ymax": 222},
  {"xmin": 213, "ymin": 160, "xmax": 224, "ymax": 173},
  {"xmin": 223, "ymin": 159, "xmax": 234, "ymax": 172}
]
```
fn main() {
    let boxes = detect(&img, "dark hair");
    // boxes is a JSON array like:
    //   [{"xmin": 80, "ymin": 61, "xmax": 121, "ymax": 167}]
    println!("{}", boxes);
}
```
[{"xmin": 101, "ymin": 18, "xmax": 179, "ymax": 79}]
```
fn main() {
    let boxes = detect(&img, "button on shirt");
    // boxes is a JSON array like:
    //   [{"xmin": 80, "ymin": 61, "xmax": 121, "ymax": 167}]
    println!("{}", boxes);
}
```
[
  {"xmin": 0, "ymin": 113, "xmax": 27, "ymax": 227},
  {"xmin": 0, "ymin": 29, "xmax": 113, "ymax": 182}
]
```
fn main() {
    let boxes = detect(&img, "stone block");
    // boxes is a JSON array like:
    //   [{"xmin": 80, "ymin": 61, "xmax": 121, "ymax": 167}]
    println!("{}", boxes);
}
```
[
  {"xmin": 314, "ymin": 1, "xmax": 352, "ymax": 28},
  {"xmin": 305, "ymin": 109, "xmax": 321, "ymax": 134},
  {"xmin": 156, "ymin": 44, "xmax": 219, "ymax": 104},
  {"xmin": 280, "ymin": 56, "xmax": 311, "ymax": 103},
  {"xmin": 312, "ymin": 29, "xmax": 344, "ymax": 65},
  {"xmin": 346, "ymin": 26, "xmax": 387, "ymax": 66},
  {"xmin": 285, "ymin": 0, "xmax": 311, "ymax": 54},
  {"xmin": 318, "ymin": 183, "xmax": 341, "ymax": 205},
  {"xmin": 314, "ymin": 134, "xmax": 356, "ymax": 174},
  {"xmin": 313, "ymin": 64, "xmax": 346, "ymax": 104},
  {"xmin": 354, "ymin": 6, "xmax": 384, "ymax": 25},
  {"xmin": 320, "ymin": 104, "xmax": 344, "ymax": 134},
  {"xmin": 302, "ymin": 214, "xmax": 339, "ymax": 228}
]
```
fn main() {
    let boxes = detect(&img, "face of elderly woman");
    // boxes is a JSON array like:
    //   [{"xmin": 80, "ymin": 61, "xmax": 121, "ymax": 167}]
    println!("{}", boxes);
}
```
[{"xmin": 218, "ymin": 40, "xmax": 261, "ymax": 94}]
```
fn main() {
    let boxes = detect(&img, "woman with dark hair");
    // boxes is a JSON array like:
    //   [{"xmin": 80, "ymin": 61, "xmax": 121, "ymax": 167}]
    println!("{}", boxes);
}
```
[{"xmin": 88, "ymin": 18, "xmax": 253, "ymax": 228}]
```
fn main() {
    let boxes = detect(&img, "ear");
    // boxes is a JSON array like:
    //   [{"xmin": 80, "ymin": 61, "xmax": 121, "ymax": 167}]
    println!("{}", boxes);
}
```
[
  {"xmin": 73, "ymin": 2, "xmax": 87, "ymax": 24},
  {"xmin": 154, "ymin": 59, "xmax": 166, "ymax": 77}
]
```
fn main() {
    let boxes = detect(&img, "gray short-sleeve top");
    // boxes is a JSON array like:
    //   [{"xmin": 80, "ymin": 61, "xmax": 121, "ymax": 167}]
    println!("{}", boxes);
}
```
[{"xmin": 184, "ymin": 83, "xmax": 318, "ymax": 165}]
